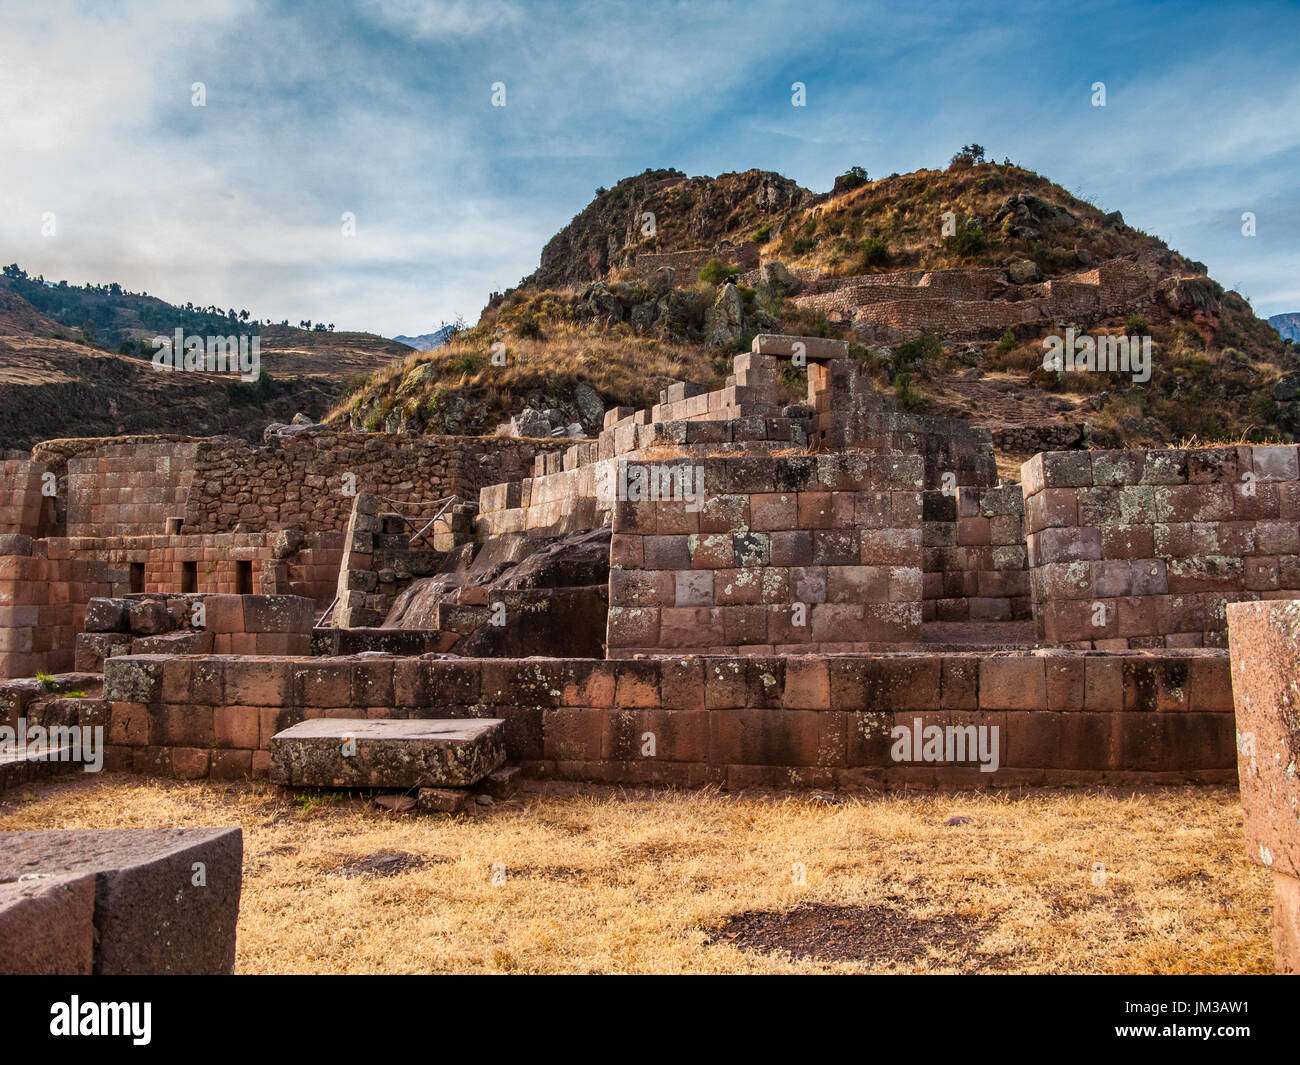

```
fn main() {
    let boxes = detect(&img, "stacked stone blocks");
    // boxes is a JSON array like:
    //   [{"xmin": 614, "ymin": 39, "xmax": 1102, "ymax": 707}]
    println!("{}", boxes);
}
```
[
  {"xmin": 1023, "ymin": 445, "xmax": 1300, "ymax": 647},
  {"xmin": 99, "ymin": 650, "xmax": 1236, "ymax": 788}
]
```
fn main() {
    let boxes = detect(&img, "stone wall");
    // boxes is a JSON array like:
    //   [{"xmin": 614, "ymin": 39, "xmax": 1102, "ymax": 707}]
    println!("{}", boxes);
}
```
[
  {"xmin": 1022, "ymin": 445, "xmax": 1300, "ymax": 648},
  {"xmin": 76, "ymin": 592, "xmax": 315, "ymax": 671},
  {"xmin": 0, "ymin": 458, "xmax": 54, "ymax": 537},
  {"xmin": 183, "ymin": 430, "xmax": 565, "ymax": 535},
  {"xmin": 794, "ymin": 258, "xmax": 1158, "ymax": 340},
  {"xmin": 32, "ymin": 431, "xmax": 564, "ymax": 538},
  {"xmin": 606, "ymin": 453, "xmax": 925, "ymax": 655},
  {"xmin": 0, "ymin": 537, "xmax": 125, "ymax": 677},
  {"xmin": 100, "ymin": 649, "xmax": 1237, "ymax": 787},
  {"xmin": 635, "ymin": 241, "xmax": 759, "ymax": 277},
  {"xmin": 67, "ymin": 440, "xmax": 199, "ymax": 538},
  {"xmin": 331, "ymin": 494, "xmax": 459, "ymax": 627},
  {"xmin": 923, "ymin": 485, "xmax": 1030, "ymax": 623},
  {"xmin": 0, "ymin": 532, "xmax": 340, "ymax": 681},
  {"xmin": 991, "ymin": 423, "xmax": 1086, "ymax": 455}
]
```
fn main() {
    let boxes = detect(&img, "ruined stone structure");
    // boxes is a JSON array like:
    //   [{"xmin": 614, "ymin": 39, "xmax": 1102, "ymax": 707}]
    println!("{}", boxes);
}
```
[
  {"xmin": 635, "ymin": 240, "xmax": 760, "ymax": 278},
  {"xmin": 0, "ymin": 328, "xmax": 1291, "ymax": 795},
  {"xmin": 789, "ymin": 258, "xmax": 1157, "ymax": 340}
]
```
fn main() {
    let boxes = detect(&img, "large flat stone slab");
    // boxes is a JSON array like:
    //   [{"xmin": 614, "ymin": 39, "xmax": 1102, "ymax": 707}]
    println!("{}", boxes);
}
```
[
  {"xmin": 0, "ymin": 827, "xmax": 242, "ymax": 974},
  {"xmin": 270, "ymin": 718, "xmax": 507, "ymax": 788}
]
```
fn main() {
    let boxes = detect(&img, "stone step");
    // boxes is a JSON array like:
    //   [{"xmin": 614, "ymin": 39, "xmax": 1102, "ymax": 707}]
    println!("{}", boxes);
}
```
[{"xmin": 269, "ymin": 718, "xmax": 506, "ymax": 789}]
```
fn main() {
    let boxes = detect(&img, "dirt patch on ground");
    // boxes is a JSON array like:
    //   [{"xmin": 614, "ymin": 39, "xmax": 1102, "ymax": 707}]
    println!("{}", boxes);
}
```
[
  {"xmin": 334, "ymin": 850, "xmax": 430, "ymax": 878},
  {"xmin": 708, "ymin": 902, "xmax": 998, "ymax": 970}
]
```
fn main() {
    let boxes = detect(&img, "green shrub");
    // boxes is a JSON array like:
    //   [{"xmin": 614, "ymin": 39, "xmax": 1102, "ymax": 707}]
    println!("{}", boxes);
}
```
[
  {"xmin": 698, "ymin": 258, "xmax": 740, "ymax": 285},
  {"xmin": 448, "ymin": 352, "xmax": 483, "ymax": 374},
  {"xmin": 515, "ymin": 314, "xmax": 543, "ymax": 340},
  {"xmin": 833, "ymin": 166, "xmax": 869, "ymax": 194},
  {"xmin": 751, "ymin": 223, "xmax": 773, "ymax": 243},
  {"xmin": 791, "ymin": 237, "xmax": 816, "ymax": 255},
  {"xmin": 997, "ymin": 328, "xmax": 1016, "ymax": 353},
  {"xmin": 945, "ymin": 221, "xmax": 987, "ymax": 256},
  {"xmin": 894, "ymin": 372, "xmax": 923, "ymax": 411},
  {"xmin": 227, "ymin": 370, "xmax": 283, "ymax": 407},
  {"xmin": 857, "ymin": 237, "xmax": 890, "ymax": 268},
  {"xmin": 1125, "ymin": 314, "xmax": 1150, "ymax": 334},
  {"xmin": 895, "ymin": 333, "xmax": 943, "ymax": 365}
]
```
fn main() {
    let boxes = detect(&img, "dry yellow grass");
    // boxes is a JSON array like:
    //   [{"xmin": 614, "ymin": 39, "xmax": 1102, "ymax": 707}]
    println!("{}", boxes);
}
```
[{"xmin": 0, "ymin": 776, "xmax": 1271, "ymax": 975}]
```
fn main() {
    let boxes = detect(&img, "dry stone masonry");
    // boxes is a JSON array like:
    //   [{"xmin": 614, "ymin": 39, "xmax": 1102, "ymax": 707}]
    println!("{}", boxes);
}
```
[{"xmin": 0, "ymin": 328, "xmax": 1292, "ymax": 800}]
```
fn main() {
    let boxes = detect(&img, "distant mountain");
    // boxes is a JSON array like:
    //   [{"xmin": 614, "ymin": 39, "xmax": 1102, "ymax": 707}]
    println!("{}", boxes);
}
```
[
  {"xmin": 392, "ymin": 324, "xmax": 456, "ymax": 351},
  {"xmin": 1268, "ymin": 313, "xmax": 1300, "ymax": 342}
]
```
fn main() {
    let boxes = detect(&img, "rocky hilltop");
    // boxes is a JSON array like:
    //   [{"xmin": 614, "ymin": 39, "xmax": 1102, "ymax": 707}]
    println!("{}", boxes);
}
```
[
  {"xmin": 335, "ymin": 155, "xmax": 1296, "ymax": 459},
  {"xmin": 528, "ymin": 167, "xmax": 811, "ymax": 289}
]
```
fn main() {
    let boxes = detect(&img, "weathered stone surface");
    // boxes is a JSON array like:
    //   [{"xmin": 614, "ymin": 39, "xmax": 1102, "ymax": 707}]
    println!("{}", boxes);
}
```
[
  {"xmin": 753, "ymin": 333, "xmax": 849, "ymax": 361},
  {"xmin": 1226, "ymin": 598, "xmax": 1300, "ymax": 973},
  {"xmin": 416, "ymin": 787, "xmax": 470, "ymax": 813},
  {"xmin": 74, "ymin": 631, "xmax": 134, "ymax": 671},
  {"xmin": 483, "ymin": 765, "xmax": 522, "ymax": 799},
  {"xmin": 1008, "ymin": 258, "xmax": 1041, "ymax": 284},
  {"xmin": 84, "ymin": 597, "xmax": 131, "ymax": 633},
  {"xmin": 0, "ymin": 533, "xmax": 34, "ymax": 556},
  {"xmin": 270, "ymin": 718, "xmax": 507, "ymax": 788},
  {"xmin": 0, "ymin": 873, "xmax": 96, "ymax": 974},
  {"xmin": 127, "ymin": 599, "xmax": 171, "ymax": 635},
  {"xmin": 130, "ymin": 630, "xmax": 215, "ymax": 655},
  {"xmin": 0, "ymin": 827, "xmax": 242, "ymax": 974}
]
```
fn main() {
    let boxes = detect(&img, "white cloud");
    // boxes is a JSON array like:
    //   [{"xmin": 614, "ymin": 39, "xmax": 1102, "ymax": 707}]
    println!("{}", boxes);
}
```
[{"xmin": 358, "ymin": 0, "xmax": 524, "ymax": 39}]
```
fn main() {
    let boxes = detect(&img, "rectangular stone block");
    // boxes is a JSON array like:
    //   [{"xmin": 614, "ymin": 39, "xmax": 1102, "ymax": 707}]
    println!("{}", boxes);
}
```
[
  {"xmin": 0, "ymin": 828, "xmax": 242, "ymax": 974},
  {"xmin": 269, "ymin": 718, "xmax": 506, "ymax": 788}
]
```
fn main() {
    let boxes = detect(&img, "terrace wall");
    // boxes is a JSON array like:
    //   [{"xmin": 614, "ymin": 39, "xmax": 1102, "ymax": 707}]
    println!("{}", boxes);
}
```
[
  {"xmin": 100, "ymin": 649, "xmax": 1237, "ymax": 787},
  {"xmin": 32, "ymin": 432, "xmax": 565, "ymax": 538},
  {"xmin": 0, "ymin": 538, "xmax": 124, "ymax": 677}
]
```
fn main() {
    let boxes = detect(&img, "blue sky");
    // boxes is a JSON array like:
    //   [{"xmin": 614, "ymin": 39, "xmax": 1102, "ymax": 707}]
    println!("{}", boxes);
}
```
[{"xmin": 1, "ymin": 0, "xmax": 1296, "ymax": 336}]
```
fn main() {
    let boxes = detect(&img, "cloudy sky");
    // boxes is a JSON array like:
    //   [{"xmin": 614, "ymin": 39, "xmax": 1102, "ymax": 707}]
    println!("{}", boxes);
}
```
[{"xmin": 1, "ymin": 0, "xmax": 1296, "ymax": 336}]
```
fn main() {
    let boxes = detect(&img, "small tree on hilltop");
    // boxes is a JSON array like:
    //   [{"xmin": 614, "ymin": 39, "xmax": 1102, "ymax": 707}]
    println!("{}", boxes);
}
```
[
  {"xmin": 948, "ymin": 143, "xmax": 987, "ymax": 170},
  {"xmin": 832, "ymin": 165, "xmax": 869, "ymax": 196}
]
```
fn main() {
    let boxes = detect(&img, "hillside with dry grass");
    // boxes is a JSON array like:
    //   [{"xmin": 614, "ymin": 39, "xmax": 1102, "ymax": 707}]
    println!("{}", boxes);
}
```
[
  {"xmin": 0, "ymin": 282, "xmax": 412, "ymax": 450},
  {"xmin": 331, "ymin": 153, "xmax": 1298, "ymax": 453}
]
